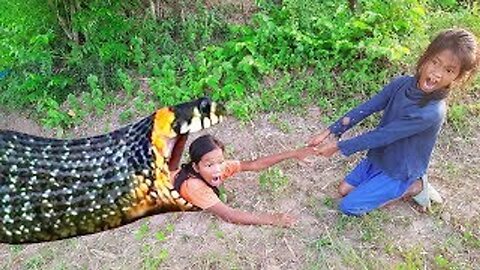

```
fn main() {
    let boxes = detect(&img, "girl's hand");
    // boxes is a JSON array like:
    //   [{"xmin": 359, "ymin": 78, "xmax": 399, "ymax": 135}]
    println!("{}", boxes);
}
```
[
  {"xmin": 315, "ymin": 141, "xmax": 339, "ymax": 157},
  {"xmin": 271, "ymin": 213, "xmax": 296, "ymax": 227},
  {"xmin": 307, "ymin": 129, "xmax": 331, "ymax": 147}
]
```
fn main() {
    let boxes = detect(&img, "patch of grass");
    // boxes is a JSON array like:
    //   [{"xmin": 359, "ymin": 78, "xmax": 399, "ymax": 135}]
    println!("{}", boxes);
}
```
[
  {"xmin": 24, "ymin": 254, "xmax": 46, "ymax": 270},
  {"xmin": 307, "ymin": 237, "xmax": 332, "ymax": 268},
  {"xmin": 258, "ymin": 167, "xmax": 290, "ymax": 193},
  {"xmin": 193, "ymin": 251, "xmax": 243, "ymax": 269},
  {"xmin": 394, "ymin": 245, "xmax": 426, "ymax": 270},
  {"xmin": 37, "ymin": 97, "xmax": 75, "ymax": 128},
  {"xmin": 84, "ymin": 74, "xmax": 111, "ymax": 115},
  {"xmin": 447, "ymin": 104, "xmax": 470, "ymax": 134},
  {"xmin": 357, "ymin": 211, "xmax": 389, "ymax": 243},
  {"xmin": 4, "ymin": 0, "xmax": 479, "ymax": 133},
  {"xmin": 119, "ymin": 108, "xmax": 134, "ymax": 124},
  {"xmin": 9, "ymin": 244, "xmax": 23, "ymax": 255},
  {"xmin": 154, "ymin": 231, "xmax": 167, "ymax": 242},
  {"xmin": 335, "ymin": 215, "xmax": 357, "ymax": 234},
  {"xmin": 165, "ymin": 223, "xmax": 175, "ymax": 234},
  {"xmin": 384, "ymin": 240, "xmax": 396, "ymax": 256},
  {"xmin": 333, "ymin": 211, "xmax": 389, "ymax": 245},
  {"xmin": 65, "ymin": 93, "xmax": 87, "ymax": 125},
  {"xmin": 52, "ymin": 261, "xmax": 70, "ymax": 270},
  {"xmin": 143, "ymin": 247, "xmax": 169, "ymax": 270},
  {"xmin": 268, "ymin": 113, "xmax": 292, "ymax": 133},
  {"xmin": 461, "ymin": 229, "xmax": 480, "ymax": 249},
  {"xmin": 154, "ymin": 223, "xmax": 175, "ymax": 242},
  {"xmin": 208, "ymin": 222, "xmax": 226, "ymax": 240},
  {"xmin": 214, "ymin": 229, "xmax": 225, "ymax": 240},
  {"xmin": 308, "ymin": 229, "xmax": 386, "ymax": 269},
  {"xmin": 117, "ymin": 68, "xmax": 137, "ymax": 98},
  {"xmin": 135, "ymin": 220, "xmax": 150, "ymax": 240},
  {"xmin": 443, "ymin": 160, "xmax": 461, "ymax": 178},
  {"xmin": 226, "ymin": 96, "xmax": 261, "ymax": 122},
  {"xmin": 434, "ymin": 254, "xmax": 451, "ymax": 269},
  {"xmin": 23, "ymin": 248, "xmax": 54, "ymax": 270},
  {"xmin": 304, "ymin": 195, "xmax": 325, "ymax": 219},
  {"xmin": 218, "ymin": 186, "xmax": 228, "ymax": 203},
  {"xmin": 431, "ymin": 232, "xmax": 473, "ymax": 269},
  {"xmin": 323, "ymin": 196, "xmax": 336, "ymax": 209},
  {"xmin": 313, "ymin": 236, "xmax": 333, "ymax": 249},
  {"xmin": 133, "ymin": 94, "xmax": 157, "ymax": 115}
]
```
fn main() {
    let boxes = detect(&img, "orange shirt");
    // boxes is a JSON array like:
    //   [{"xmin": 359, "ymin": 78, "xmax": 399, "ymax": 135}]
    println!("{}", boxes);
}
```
[{"xmin": 172, "ymin": 160, "xmax": 241, "ymax": 209}]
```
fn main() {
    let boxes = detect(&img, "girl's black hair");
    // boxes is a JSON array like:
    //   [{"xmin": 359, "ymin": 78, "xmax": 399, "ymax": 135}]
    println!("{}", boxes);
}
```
[
  {"xmin": 173, "ymin": 134, "xmax": 225, "ymax": 194},
  {"xmin": 416, "ymin": 28, "xmax": 479, "ymax": 107}
]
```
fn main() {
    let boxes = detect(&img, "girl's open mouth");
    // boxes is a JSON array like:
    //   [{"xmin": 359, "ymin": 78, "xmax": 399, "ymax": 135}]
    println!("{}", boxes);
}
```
[
  {"xmin": 211, "ymin": 176, "xmax": 222, "ymax": 186},
  {"xmin": 422, "ymin": 77, "xmax": 438, "ymax": 92}
]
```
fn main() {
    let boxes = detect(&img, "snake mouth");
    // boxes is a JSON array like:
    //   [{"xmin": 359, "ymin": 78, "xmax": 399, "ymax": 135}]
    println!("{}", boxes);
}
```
[
  {"xmin": 173, "ymin": 98, "xmax": 225, "ymax": 135},
  {"xmin": 166, "ymin": 97, "xmax": 225, "ymax": 171}
]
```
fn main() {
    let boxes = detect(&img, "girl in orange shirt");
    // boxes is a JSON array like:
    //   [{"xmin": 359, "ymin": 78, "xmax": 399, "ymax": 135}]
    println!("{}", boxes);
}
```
[{"xmin": 172, "ymin": 134, "xmax": 315, "ymax": 227}]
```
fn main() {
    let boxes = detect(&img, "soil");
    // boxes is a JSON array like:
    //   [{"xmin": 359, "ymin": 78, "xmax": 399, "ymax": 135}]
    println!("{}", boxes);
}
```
[{"xmin": 0, "ymin": 103, "xmax": 479, "ymax": 269}]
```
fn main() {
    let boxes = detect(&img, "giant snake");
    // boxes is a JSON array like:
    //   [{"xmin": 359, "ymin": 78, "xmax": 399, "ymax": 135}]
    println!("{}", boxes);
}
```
[{"xmin": 0, "ymin": 97, "xmax": 224, "ymax": 244}]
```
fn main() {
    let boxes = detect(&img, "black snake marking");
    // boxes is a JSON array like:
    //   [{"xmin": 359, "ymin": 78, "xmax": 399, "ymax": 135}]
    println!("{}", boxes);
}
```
[{"xmin": 0, "ymin": 97, "xmax": 224, "ymax": 244}]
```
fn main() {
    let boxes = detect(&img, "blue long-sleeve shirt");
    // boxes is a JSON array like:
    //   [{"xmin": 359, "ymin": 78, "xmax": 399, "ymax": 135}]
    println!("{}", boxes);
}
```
[{"xmin": 329, "ymin": 76, "xmax": 446, "ymax": 183}]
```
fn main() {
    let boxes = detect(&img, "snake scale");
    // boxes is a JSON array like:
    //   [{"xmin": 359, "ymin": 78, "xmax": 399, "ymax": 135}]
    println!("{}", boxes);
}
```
[{"xmin": 0, "ymin": 97, "xmax": 224, "ymax": 244}]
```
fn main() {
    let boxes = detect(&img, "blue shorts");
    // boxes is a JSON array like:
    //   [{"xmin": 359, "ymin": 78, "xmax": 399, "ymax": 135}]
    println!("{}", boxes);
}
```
[{"xmin": 340, "ymin": 159, "xmax": 413, "ymax": 216}]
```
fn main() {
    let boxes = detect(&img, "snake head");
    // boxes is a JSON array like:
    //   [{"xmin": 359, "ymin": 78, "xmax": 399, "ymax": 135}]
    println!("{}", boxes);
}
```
[
  {"xmin": 152, "ymin": 97, "xmax": 225, "ymax": 138},
  {"xmin": 173, "ymin": 97, "xmax": 225, "ymax": 135},
  {"xmin": 151, "ymin": 97, "xmax": 225, "ymax": 170}
]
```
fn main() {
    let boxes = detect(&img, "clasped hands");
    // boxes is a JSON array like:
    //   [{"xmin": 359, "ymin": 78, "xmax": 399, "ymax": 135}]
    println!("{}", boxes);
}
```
[{"xmin": 307, "ymin": 129, "xmax": 339, "ymax": 157}]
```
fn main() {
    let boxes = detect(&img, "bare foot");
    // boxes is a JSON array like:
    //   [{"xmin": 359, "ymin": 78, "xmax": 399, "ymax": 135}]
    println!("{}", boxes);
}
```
[
  {"xmin": 402, "ymin": 179, "xmax": 423, "ymax": 201},
  {"xmin": 408, "ymin": 200, "xmax": 427, "ymax": 213}
]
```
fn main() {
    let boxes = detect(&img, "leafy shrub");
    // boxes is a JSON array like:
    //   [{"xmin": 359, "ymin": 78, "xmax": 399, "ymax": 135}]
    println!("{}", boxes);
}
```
[{"xmin": 1, "ymin": 0, "xmax": 479, "ymax": 128}]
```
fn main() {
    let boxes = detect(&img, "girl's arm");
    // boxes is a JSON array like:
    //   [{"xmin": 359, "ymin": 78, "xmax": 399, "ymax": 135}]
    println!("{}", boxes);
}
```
[
  {"xmin": 309, "ymin": 76, "xmax": 408, "ymax": 146},
  {"xmin": 329, "ymin": 77, "xmax": 407, "ymax": 136},
  {"xmin": 337, "ymin": 111, "xmax": 440, "ymax": 156},
  {"xmin": 239, "ymin": 147, "xmax": 315, "ymax": 172},
  {"xmin": 206, "ymin": 201, "xmax": 295, "ymax": 227},
  {"xmin": 316, "ymin": 109, "xmax": 443, "ymax": 157}
]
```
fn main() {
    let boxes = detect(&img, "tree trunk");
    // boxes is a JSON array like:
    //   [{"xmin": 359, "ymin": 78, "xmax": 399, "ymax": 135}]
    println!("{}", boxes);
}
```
[
  {"xmin": 47, "ymin": 0, "xmax": 84, "ymax": 44},
  {"xmin": 348, "ymin": 0, "xmax": 357, "ymax": 12}
]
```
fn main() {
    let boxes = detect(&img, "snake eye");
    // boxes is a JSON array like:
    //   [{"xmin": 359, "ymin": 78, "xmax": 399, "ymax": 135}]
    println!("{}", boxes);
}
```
[{"xmin": 198, "ymin": 98, "xmax": 211, "ymax": 115}]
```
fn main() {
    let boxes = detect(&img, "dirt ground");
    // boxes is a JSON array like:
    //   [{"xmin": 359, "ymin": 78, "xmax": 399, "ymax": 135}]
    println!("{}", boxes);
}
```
[{"xmin": 0, "ymin": 102, "xmax": 479, "ymax": 269}]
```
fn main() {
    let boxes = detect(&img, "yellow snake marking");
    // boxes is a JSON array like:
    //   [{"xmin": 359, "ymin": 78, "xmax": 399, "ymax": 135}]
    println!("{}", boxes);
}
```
[{"xmin": 126, "ymin": 107, "xmax": 181, "ymax": 219}]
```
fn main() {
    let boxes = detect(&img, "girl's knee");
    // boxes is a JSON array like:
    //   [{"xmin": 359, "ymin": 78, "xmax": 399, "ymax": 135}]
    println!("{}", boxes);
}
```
[
  {"xmin": 339, "ymin": 195, "xmax": 373, "ymax": 216},
  {"xmin": 339, "ymin": 198, "xmax": 362, "ymax": 216}
]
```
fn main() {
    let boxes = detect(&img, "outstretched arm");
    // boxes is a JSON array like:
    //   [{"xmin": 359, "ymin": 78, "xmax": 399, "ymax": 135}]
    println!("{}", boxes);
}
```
[
  {"xmin": 315, "ymin": 110, "xmax": 440, "ymax": 157},
  {"xmin": 206, "ymin": 201, "xmax": 295, "ymax": 227},
  {"xmin": 239, "ymin": 146, "xmax": 315, "ymax": 172},
  {"xmin": 336, "ymin": 112, "xmax": 437, "ymax": 156},
  {"xmin": 328, "ymin": 77, "xmax": 405, "ymax": 137},
  {"xmin": 308, "ymin": 76, "xmax": 408, "ymax": 147}
]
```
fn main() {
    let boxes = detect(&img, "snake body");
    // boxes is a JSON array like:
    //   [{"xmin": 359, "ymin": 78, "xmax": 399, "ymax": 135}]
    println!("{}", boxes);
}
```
[{"xmin": 0, "ymin": 97, "xmax": 223, "ymax": 244}]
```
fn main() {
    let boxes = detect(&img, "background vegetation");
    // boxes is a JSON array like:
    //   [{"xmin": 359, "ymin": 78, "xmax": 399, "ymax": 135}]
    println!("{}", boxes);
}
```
[{"xmin": 1, "ymin": 0, "xmax": 479, "ymax": 129}]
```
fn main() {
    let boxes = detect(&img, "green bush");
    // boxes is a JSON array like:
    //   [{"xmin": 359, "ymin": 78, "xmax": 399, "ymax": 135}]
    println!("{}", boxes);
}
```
[
  {"xmin": 0, "ymin": 0, "xmax": 61, "ymax": 107},
  {"xmin": 1, "ymin": 0, "xmax": 479, "ymax": 128}
]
